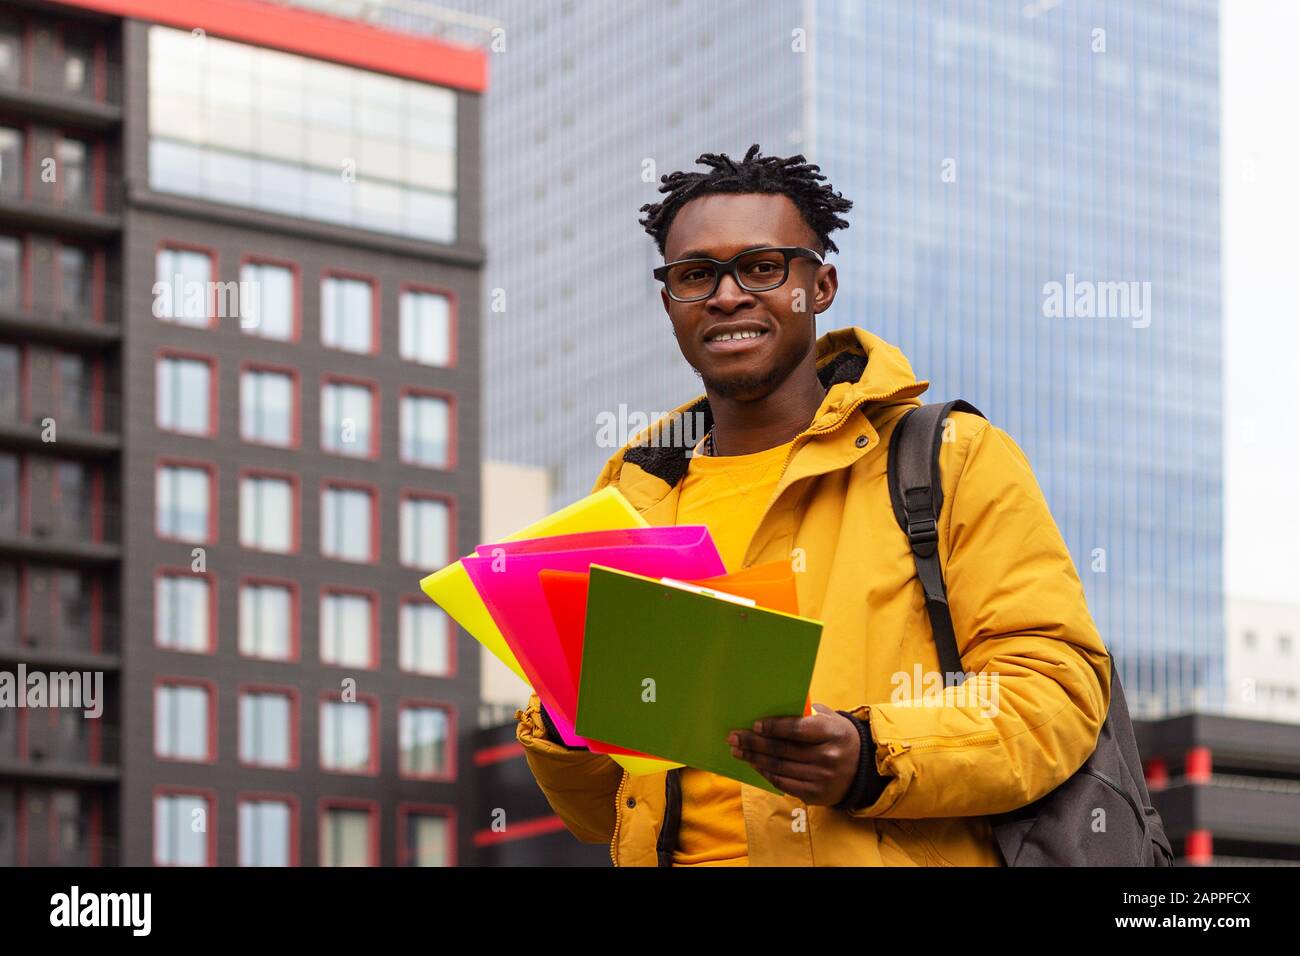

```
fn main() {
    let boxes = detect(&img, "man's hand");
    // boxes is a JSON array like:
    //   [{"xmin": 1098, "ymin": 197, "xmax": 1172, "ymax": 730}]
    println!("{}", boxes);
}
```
[{"xmin": 727, "ymin": 703, "xmax": 861, "ymax": 805}]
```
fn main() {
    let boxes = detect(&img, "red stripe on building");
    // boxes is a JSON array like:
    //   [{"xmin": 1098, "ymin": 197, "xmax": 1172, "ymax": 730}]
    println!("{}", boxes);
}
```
[
  {"xmin": 474, "ymin": 741, "xmax": 524, "ymax": 766},
  {"xmin": 49, "ymin": 0, "xmax": 488, "ymax": 91},
  {"xmin": 473, "ymin": 815, "xmax": 569, "ymax": 847}
]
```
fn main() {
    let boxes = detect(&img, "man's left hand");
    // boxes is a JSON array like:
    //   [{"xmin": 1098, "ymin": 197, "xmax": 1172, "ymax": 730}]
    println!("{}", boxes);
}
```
[{"xmin": 727, "ymin": 703, "xmax": 860, "ymax": 805}]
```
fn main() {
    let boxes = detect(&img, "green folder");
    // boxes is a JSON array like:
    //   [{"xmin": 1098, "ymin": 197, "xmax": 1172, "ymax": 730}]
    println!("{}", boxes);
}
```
[{"xmin": 575, "ymin": 563, "xmax": 824, "ymax": 795}]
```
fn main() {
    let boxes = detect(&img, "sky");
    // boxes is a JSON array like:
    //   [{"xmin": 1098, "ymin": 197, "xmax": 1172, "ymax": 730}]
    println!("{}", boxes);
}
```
[{"xmin": 1221, "ymin": 0, "xmax": 1300, "ymax": 604}]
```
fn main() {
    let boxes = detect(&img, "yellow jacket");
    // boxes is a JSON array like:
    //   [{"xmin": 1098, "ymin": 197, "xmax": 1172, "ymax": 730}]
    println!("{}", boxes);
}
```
[{"xmin": 515, "ymin": 326, "xmax": 1111, "ymax": 866}]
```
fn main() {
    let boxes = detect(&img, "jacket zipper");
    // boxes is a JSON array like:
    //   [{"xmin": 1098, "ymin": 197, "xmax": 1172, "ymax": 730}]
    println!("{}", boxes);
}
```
[
  {"xmin": 609, "ymin": 769, "xmax": 628, "ymax": 866},
  {"xmin": 886, "ymin": 731, "xmax": 999, "ymax": 755}
]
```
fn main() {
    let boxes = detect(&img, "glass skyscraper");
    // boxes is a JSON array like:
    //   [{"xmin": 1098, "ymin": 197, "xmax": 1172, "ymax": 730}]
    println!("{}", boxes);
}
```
[{"xmin": 397, "ymin": 0, "xmax": 1223, "ymax": 717}]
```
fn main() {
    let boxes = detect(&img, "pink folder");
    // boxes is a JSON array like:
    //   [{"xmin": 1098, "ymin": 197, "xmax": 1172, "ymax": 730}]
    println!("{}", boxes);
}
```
[{"xmin": 462, "ymin": 525, "xmax": 725, "ymax": 748}]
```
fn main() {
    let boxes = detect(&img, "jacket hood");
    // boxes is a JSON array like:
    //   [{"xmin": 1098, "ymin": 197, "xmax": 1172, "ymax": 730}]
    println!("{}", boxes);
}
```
[{"xmin": 593, "ymin": 326, "xmax": 931, "ymax": 496}]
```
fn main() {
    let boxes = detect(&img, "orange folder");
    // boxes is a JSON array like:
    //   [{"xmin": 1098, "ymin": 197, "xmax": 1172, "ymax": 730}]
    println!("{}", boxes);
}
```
[{"xmin": 538, "ymin": 560, "xmax": 811, "ymax": 758}]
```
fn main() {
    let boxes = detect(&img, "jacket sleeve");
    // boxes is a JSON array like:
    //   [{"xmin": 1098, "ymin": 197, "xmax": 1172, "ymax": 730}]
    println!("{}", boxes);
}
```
[
  {"xmin": 515, "ymin": 692, "xmax": 625, "ymax": 844},
  {"xmin": 843, "ymin": 416, "xmax": 1111, "ymax": 820}
]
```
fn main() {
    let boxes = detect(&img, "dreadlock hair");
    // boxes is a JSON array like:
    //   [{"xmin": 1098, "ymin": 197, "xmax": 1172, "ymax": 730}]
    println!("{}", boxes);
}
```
[{"xmin": 638, "ymin": 143, "xmax": 853, "ymax": 258}]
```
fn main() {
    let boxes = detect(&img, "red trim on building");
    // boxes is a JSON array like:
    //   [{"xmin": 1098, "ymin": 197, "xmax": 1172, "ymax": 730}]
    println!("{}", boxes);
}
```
[
  {"xmin": 473, "ymin": 740, "xmax": 524, "ymax": 767},
  {"xmin": 473, "ymin": 814, "xmax": 568, "ymax": 847},
  {"xmin": 51, "ymin": 0, "xmax": 487, "ymax": 91}
]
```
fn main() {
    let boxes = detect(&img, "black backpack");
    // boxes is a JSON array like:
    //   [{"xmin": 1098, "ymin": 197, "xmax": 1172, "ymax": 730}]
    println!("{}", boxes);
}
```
[{"xmin": 887, "ymin": 401, "xmax": 1175, "ymax": 866}]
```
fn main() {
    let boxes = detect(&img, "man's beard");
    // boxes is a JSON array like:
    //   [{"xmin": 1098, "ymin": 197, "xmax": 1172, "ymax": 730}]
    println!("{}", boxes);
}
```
[{"xmin": 694, "ymin": 360, "xmax": 788, "ymax": 400}]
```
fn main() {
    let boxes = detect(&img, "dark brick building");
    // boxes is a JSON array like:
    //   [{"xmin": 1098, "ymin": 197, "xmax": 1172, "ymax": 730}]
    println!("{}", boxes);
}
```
[{"xmin": 1, "ymin": 0, "xmax": 486, "ymax": 866}]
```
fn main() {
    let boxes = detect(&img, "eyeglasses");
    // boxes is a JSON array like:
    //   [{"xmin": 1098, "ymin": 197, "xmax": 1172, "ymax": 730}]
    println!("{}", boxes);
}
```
[{"xmin": 653, "ymin": 245, "xmax": 824, "ymax": 303}]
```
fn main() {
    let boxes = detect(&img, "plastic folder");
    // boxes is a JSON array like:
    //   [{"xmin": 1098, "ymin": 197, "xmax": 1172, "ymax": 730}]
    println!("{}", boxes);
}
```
[
  {"xmin": 417, "ymin": 487, "xmax": 647, "ymax": 683},
  {"xmin": 575, "ymin": 564, "xmax": 824, "ymax": 795},
  {"xmin": 539, "ymin": 559, "xmax": 810, "ymax": 757},
  {"xmin": 461, "ymin": 525, "xmax": 725, "ymax": 748}
]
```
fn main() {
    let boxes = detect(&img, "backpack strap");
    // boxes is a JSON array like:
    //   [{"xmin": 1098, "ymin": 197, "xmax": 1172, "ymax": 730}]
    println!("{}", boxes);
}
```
[{"xmin": 886, "ymin": 400, "xmax": 986, "ymax": 687}]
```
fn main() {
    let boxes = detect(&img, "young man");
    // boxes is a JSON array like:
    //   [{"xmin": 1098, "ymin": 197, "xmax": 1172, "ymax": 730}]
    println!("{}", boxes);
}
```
[{"xmin": 515, "ymin": 144, "xmax": 1111, "ymax": 866}]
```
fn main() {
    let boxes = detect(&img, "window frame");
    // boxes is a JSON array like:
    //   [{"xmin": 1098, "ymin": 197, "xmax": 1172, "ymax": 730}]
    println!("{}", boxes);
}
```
[
  {"xmin": 238, "ymin": 254, "xmax": 301, "ymax": 343},
  {"xmin": 320, "ymin": 373, "xmax": 380, "ymax": 460},
  {"xmin": 237, "ymin": 683, "xmax": 300, "ymax": 771},
  {"xmin": 397, "ymin": 594, "xmax": 456, "ymax": 678},
  {"xmin": 153, "ymin": 566, "xmax": 217, "ymax": 655},
  {"xmin": 153, "ymin": 676, "xmax": 218, "ymax": 765},
  {"xmin": 398, "ymin": 282, "xmax": 458, "ymax": 369},
  {"xmin": 319, "ymin": 585, "xmax": 380, "ymax": 671},
  {"xmin": 238, "ymin": 467, "xmax": 300, "ymax": 555},
  {"xmin": 239, "ymin": 361, "xmax": 300, "ymax": 449},
  {"xmin": 154, "ymin": 241, "xmax": 220, "ymax": 330},
  {"xmin": 398, "ymin": 386, "xmax": 456, "ymax": 470},
  {"xmin": 152, "ymin": 786, "xmax": 217, "ymax": 868},
  {"xmin": 155, "ymin": 457, "xmax": 218, "ymax": 544},
  {"xmin": 155, "ymin": 347, "xmax": 218, "ymax": 438},
  {"xmin": 320, "ymin": 478, "xmax": 380, "ymax": 564},
  {"xmin": 396, "ymin": 802, "xmax": 457, "ymax": 867},
  {"xmin": 237, "ymin": 575, "xmax": 301, "ymax": 663},
  {"xmin": 319, "ymin": 268, "xmax": 380, "ymax": 356},
  {"xmin": 318, "ymin": 692, "xmax": 380, "ymax": 777},
  {"xmin": 318, "ymin": 797, "xmax": 379, "ymax": 868},
  {"xmin": 398, "ymin": 489, "xmax": 455, "ymax": 571},
  {"xmin": 235, "ymin": 791, "xmax": 300, "ymax": 868},
  {"xmin": 396, "ymin": 698, "xmax": 457, "ymax": 783}
]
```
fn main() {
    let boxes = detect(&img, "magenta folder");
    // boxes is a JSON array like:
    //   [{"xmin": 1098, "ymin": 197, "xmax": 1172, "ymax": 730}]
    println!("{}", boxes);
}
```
[{"xmin": 462, "ymin": 525, "xmax": 725, "ymax": 747}]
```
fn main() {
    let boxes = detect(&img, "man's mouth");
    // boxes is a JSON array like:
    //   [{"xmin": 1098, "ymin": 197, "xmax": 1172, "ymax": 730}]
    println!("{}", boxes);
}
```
[{"xmin": 703, "ymin": 327, "xmax": 770, "ymax": 352}]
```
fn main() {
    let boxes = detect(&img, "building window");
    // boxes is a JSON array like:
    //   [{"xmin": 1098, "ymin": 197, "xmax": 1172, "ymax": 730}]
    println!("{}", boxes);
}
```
[
  {"xmin": 0, "ymin": 563, "xmax": 17, "ymax": 648},
  {"xmin": 62, "ymin": 33, "xmax": 96, "ymax": 97},
  {"xmin": 155, "ymin": 682, "xmax": 213, "ymax": 761},
  {"xmin": 1281, "ymin": 634, "xmax": 1293, "ymax": 656},
  {"xmin": 320, "ymin": 804, "xmax": 375, "ymax": 867},
  {"xmin": 154, "ymin": 792, "xmax": 212, "ymax": 866},
  {"xmin": 157, "ymin": 463, "xmax": 212, "ymax": 542},
  {"xmin": 399, "ymin": 602, "xmax": 451, "ymax": 676},
  {"xmin": 156, "ymin": 572, "xmax": 212, "ymax": 653},
  {"xmin": 240, "ymin": 690, "xmax": 294, "ymax": 768},
  {"xmin": 401, "ymin": 810, "xmax": 451, "ymax": 867},
  {"xmin": 400, "ymin": 496, "xmax": 450, "ymax": 569},
  {"xmin": 240, "ymin": 261, "xmax": 296, "ymax": 340},
  {"xmin": 321, "ymin": 484, "xmax": 375, "ymax": 563},
  {"xmin": 240, "ymin": 473, "xmax": 296, "ymax": 553},
  {"xmin": 57, "ymin": 246, "xmax": 91, "ymax": 321},
  {"xmin": 0, "ymin": 452, "xmax": 17, "ymax": 536},
  {"xmin": 54, "ymin": 461, "xmax": 93, "ymax": 541},
  {"xmin": 239, "ymin": 798, "xmax": 293, "ymax": 867},
  {"xmin": 321, "ymin": 380, "xmax": 375, "ymax": 456},
  {"xmin": 155, "ymin": 247, "xmax": 213, "ymax": 327},
  {"xmin": 0, "ymin": 235, "xmax": 22, "ymax": 309},
  {"xmin": 148, "ymin": 24, "xmax": 457, "ymax": 243},
  {"xmin": 157, "ymin": 354, "xmax": 214, "ymax": 435},
  {"xmin": 321, "ymin": 590, "xmax": 376, "ymax": 669},
  {"xmin": 0, "ymin": 344, "xmax": 17, "ymax": 423},
  {"xmin": 56, "ymin": 570, "xmax": 94, "ymax": 653},
  {"xmin": 58, "ymin": 352, "xmax": 94, "ymax": 431},
  {"xmin": 240, "ymin": 366, "xmax": 296, "ymax": 447},
  {"xmin": 239, "ymin": 580, "xmax": 295, "ymax": 661},
  {"xmin": 320, "ymin": 699, "xmax": 374, "ymax": 774},
  {"xmin": 0, "ymin": 23, "xmax": 20, "ymax": 87},
  {"xmin": 399, "ymin": 705, "xmax": 451, "ymax": 779},
  {"xmin": 52, "ymin": 789, "xmax": 91, "ymax": 866},
  {"xmin": 56, "ymin": 137, "xmax": 91, "ymax": 208},
  {"xmin": 0, "ymin": 128, "xmax": 22, "ymax": 200},
  {"xmin": 400, "ymin": 392, "xmax": 452, "ymax": 468},
  {"xmin": 321, "ymin": 276, "xmax": 375, "ymax": 354},
  {"xmin": 1243, "ymin": 630, "xmax": 1257, "ymax": 651},
  {"xmin": 399, "ymin": 289, "xmax": 452, "ymax": 366}
]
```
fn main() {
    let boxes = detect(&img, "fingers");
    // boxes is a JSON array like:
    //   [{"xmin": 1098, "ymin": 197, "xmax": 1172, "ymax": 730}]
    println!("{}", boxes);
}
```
[
  {"xmin": 749, "ymin": 711, "xmax": 837, "ymax": 743},
  {"xmin": 729, "ymin": 739, "xmax": 825, "ymax": 783}
]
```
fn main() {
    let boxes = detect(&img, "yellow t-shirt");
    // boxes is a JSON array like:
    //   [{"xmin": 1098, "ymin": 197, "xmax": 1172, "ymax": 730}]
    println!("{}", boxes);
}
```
[{"xmin": 671, "ymin": 434, "xmax": 795, "ymax": 867}]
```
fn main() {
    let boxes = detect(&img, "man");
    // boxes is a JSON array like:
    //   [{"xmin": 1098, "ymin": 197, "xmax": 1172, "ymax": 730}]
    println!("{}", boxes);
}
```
[{"xmin": 515, "ymin": 144, "xmax": 1111, "ymax": 866}]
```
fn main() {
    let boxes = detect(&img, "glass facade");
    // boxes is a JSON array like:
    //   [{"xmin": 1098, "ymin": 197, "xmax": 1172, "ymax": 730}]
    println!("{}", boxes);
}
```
[
  {"xmin": 147, "ymin": 24, "xmax": 458, "ymax": 243},
  {"xmin": 430, "ymin": 0, "xmax": 1223, "ymax": 716}
]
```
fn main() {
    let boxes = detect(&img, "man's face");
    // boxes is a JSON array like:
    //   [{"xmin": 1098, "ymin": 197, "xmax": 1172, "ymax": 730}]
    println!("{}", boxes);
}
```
[{"xmin": 660, "ymin": 192, "xmax": 836, "ymax": 401}]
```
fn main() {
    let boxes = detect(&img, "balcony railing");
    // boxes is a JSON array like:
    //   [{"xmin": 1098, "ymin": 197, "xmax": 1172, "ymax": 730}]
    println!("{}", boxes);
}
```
[
  {"xmin": 0, "ymin": 280, "xmax": 122, "ymax": 336},
  {"xmin": 0, "ymin": 722, "xmax": 121, "ymax": 768},
  {"xmin": 0, "ymin": 620, "xmax": 122, "ymax": 657},
  {"xmin": 0, "ymin": 57, "xmax": 124, "ymax": 107},
  {"xmin": 0, "ymin": 500, "xmax": 122, "ymax": 547},
  {"xmin": 0, "ymin": 386, "xmax": 123, "ymax": 437}
]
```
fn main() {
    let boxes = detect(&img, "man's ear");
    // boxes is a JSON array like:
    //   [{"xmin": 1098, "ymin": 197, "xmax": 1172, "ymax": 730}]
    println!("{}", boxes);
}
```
[{"xmin": 816, "ymin": 264, "xmax": 837, "ymax": 316}]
